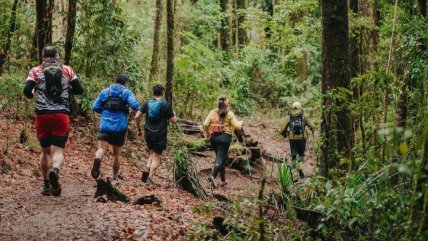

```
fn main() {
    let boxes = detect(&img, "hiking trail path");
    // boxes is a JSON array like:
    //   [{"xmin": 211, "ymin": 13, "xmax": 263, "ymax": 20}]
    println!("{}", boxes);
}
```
[{"xmin": 0, "ymin": 114, "xmax": 316, "ymax": 240}]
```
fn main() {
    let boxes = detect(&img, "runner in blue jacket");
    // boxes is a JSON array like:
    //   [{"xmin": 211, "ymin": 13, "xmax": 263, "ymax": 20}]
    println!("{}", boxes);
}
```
[{"xmin": 91, "ymin": 74, "xmax": 140, "ymax": 180}]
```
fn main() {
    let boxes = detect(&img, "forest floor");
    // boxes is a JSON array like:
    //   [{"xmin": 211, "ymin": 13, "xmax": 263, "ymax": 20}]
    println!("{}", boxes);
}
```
[{"xmin": 0, "ymin": 113, "xmax": 316, "ymax": 241}]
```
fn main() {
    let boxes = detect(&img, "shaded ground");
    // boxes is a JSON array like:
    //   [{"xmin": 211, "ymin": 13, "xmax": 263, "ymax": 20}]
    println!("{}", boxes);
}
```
[{"xmin": 0, "ymin": 113, "xmax": 316, "ymax": 240}]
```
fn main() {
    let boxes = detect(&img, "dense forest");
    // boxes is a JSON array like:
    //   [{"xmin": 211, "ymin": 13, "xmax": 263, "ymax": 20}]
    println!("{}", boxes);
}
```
[{"xmin": 0, "ymin": 0, "xmax": 427, "ymax": 240}]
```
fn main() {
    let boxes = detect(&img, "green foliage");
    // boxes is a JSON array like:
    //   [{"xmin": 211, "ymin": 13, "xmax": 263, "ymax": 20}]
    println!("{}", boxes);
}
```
[
  {"xmin": 74, "ymin": 0, "xmax": 143, "ymax": 81},
  {"xmin": 277, "ymin": 158, "xmax": 293, "ymax": 199}
]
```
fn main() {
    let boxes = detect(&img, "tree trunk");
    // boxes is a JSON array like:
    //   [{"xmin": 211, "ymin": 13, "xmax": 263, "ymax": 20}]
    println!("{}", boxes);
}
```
[
  {"xmin": 320, "ymin": 0, "xmax": 352, "ymax": 176},
  {"xmin": 261, "ymin": 0, "xmax": 274, "ymax": 40},
  {"xmin": 45, "ymin": 0, "xmax": 55, "ymax": 45},
  {"xmin": 149, "ymin": 0, "xmax": 163, "ymax": 82},
  {"xmin": 349, "ymin": 0, "xmax": 360, "ymax": 144},
  {"xmin": 413, "ymin": 133, "xmax": 428, "ymax": 232},
  {"xmin": 166, "ymin": 0, "xmax": 174, "ymax": 105},
  {"xmin": 372, "ymin": 0, "xmax": 380, "ymax": 52},
  {"xmin": 36, "ymin": 0, "xmax": 47, "ymax": 63},
  {"xmin": 220, "ymin": 0, "xmax": 229, "ymax": 52},
  {"xmin": 64, "ymin": 0, "xmax": 77, "ymax": 65},
  {"xmin": 0, "ymin": 0, "xmax": 19, "ymax": 75},
  {"xmin": 395, "ymin": 64, "xmax": 411, "ymax": 127},
  {"xmin": 419, "ymin": 0, "xmax": 427, "ymax": 17},
  {"xmin": 236, "ymin": 0, "xmax": 247, "ymax": 47}
]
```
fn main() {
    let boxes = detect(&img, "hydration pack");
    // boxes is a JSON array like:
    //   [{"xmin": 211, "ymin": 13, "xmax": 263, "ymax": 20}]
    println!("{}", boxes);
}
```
[
  {"xmin": 102, "ymin": 87, "xmax": 128, "ymax": 112},
  {"xmin": 290, "ymin": 114, "xmax": 304, "ymax": 135},
  {"xmin": 42, "ymin": 61, "xmax": 63, "ymax": 103},
  {"xmin": 209, "ymin": 111, "xmax": 225, "ymax": 135},
  {"xmin": 147, "ymin": 99, "xmax": 163, "ymax": 120}
]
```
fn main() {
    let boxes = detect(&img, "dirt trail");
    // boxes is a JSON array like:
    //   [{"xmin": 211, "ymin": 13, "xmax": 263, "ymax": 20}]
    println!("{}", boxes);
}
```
[{"xmin": 0, "ymin": 114, "xmax": 317, "ymax": 240}]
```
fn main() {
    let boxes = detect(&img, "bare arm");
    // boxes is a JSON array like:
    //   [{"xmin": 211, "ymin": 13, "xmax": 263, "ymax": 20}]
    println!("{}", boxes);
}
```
[{"xmin": 134, "ymin": 111, "xmax": 143, "ymax": 131}]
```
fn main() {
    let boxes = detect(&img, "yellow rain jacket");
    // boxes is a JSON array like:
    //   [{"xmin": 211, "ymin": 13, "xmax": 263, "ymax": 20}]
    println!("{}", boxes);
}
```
[{"xmin": 203, "ymin": 109, "xmax": 243, "ymax": 137}]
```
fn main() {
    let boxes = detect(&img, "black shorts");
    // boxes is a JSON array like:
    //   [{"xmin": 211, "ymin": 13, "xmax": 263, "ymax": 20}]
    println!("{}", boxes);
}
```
[
  {"xmin": 39, "ymin": 135, "xmax": 69, "ymax": 149},
  {"xmin": 98, "ymin": 131, "xmax": 126, "ymax": 147},
  {"xmin": 145, "ymin": 133, "xmax": 167, "ymax": 155}
]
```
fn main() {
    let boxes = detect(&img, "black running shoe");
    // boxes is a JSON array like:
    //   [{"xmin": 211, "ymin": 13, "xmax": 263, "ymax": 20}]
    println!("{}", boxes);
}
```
[
  {"xmin": 41, "ymin": 181, "xmax": 51, "ymax": 196},
  {"xmin": 298, "ymin": 169, "xmax": 305, "ymax": 178},
  {"xmin": 49, "ymin": 168, "xmax": 61, "ymax": 197},
  {"xmin": 91, "ymin": 158, "xmax": 101, "ymax": 179},
  {"xmin": 141, "ymin": 171, "xmax": 149, "ymax": 183},
  {"xmin": 207, "ymin": 176, "xmax": 216, "ymax": 188}
]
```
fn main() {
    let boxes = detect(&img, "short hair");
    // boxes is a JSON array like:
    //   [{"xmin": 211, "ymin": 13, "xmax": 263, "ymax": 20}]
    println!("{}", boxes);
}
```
[
  {"xmin": 116, "ymin": 74, "xmax": 129, "ymax": 85},
  {"xmin": 42, "ymin": 46, "xmax": 57, "ymax": 59},
  {"xmin": 153, "ymin": 84, "xmax": 165, "ymax": 96}
]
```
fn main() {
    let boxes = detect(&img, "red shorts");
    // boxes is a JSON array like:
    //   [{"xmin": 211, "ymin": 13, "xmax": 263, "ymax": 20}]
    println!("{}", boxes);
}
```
[{"xmin": 35, "ymin": 113, "xmax": 70, "ymax": 148}]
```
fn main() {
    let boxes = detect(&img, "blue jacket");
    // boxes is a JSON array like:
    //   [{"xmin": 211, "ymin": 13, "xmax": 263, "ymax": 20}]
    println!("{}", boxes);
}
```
[{"xmin": 93, "ymin": 84, "xmax": 140, "ymax": 133}]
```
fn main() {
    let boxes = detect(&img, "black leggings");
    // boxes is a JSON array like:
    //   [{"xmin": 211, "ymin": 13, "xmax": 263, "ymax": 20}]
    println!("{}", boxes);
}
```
[
  {"xmin": 210, "ymin": 133, "xmax": 232, "ymax": 182},
  {"xmin": 289, "ymin": 139, "xmax": 307, "ymax": 162}
]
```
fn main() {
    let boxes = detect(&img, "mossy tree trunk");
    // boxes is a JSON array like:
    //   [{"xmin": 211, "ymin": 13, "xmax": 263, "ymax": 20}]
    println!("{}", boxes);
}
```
[
  {"xmin": 149, "ymin": 0, "xmax": 163, "ymax": 83},
  {"xmin": 320, "ymin": 0, "xmax": 352, "ymax": 176},
  {"xmin": 236, "ymin": 0, "xmax": 247, "ymax": 47},
  {"xmin": 166, "ymin": 0, "xmax": 174, "ymax": 104},
  {"xmin": 64, "ymin": 0, "xmax": 77, "ymax": 65},
  {"xmin": 220, "ymin": 0, "xmax": 229, "ymax": 53}
]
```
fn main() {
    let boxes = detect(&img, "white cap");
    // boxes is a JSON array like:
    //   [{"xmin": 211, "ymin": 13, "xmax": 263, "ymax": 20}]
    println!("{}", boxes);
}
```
[{"xmin": 292, "ymin": 101, "xmax": 302, "ymax": 110}]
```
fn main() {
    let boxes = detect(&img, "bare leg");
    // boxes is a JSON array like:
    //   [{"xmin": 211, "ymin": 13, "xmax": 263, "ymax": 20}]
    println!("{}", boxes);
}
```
[
  {"xmin": 51, "ymin": 145, "xmax": 64, "ymax": 171},
  {"xmin": 112, "ymin": 145, "xmax": 122, "ymax": 179},
  {"xmin": 92, "ymin": 140, "xmax": 109, "ymax": 179},
  {"xmin": 40, "ymin": 147, "xmax": 52, "ymax": 180},
  {"xmin": 148, "ymin": 152, "xmax": 161, "ymax": 180},
  {"xmin": 96, "ymin": 140, "xmax": 109, "ymax": 160},
  {"xmin": 146, "ymin": 151, "xmax": 153, "ymax": 170}
]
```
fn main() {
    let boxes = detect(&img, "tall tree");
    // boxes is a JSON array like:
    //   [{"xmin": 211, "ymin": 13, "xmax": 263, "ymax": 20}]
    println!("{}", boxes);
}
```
[
  {"xmin": 149, "ymin": 0, "xmax": 163, "ymax": 82},
  {"xmin": 45, "ymin": 0, "xmax": 54, "ymax": 45},
  {"xmin": 220, "ymin": 0, "xmax": 229, "ymax": 52},
  {"xmin": 36, "ymin": 0, "xmax": 47, "ymax": 63},
  {"xmin": 35, "ymin": 0, "xmax": 54, "ymax": 63},
  {"xmin": 419, "ymin": 0, "xmax": 427, "ymax": 17},
  {"xmin": 261, "ymin": 0, "xmax": 274, "ymax": 40},
  {"xmin": 320, "ymin": 0, "xmax": 352, "ymax": 176},
  {"xmin": 349, "ymin": 0, "xmax": 360, "ymax": 150},
  {"xmin": 64, "ymin": 0, "xmax": 77, "ymax": 65},
  {"xmin": 0, "ymin": 0, "xmax": 19, "ymax": 75},
  {"xmin": 165, "ymin": 0, "xmax": 174, "ymax": 104},
  {"xmin": 236, "ymin": 0, "xmax": 247, "ymax": 46}
]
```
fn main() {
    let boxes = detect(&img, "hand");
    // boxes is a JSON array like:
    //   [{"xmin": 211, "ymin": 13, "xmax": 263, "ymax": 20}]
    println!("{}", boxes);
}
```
[{"xmin": 137, "ymin": 129, "xmax": 143, "ymax": 137}]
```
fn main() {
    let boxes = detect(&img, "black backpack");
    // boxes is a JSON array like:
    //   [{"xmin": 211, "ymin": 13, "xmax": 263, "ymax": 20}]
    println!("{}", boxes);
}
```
[
  {"xmin": 102, "ymin": 87, "xmax": 128, "ymax": 113},
  {"xmin": 43, "ymin": 62, "xmax": 63, "ymax": 103},
  {"xmin": 290, "ymin": 113, "xmax": 305, "ymax": 135}
]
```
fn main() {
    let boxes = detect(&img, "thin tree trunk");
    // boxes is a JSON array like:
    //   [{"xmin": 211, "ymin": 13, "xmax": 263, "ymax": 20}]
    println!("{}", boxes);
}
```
[
  {"xmin": 236, "ymin": 0, "xmax": 247, "ymax": 47},
  {"xmin": 371, "ymin": 0, "xmax": 380, "ymax": 51},
  {"xmin": 320, "ymin": 0, "xmax": 352, "ymax": 176},
  {"xmin": 349, "ymin": 0, "xmax": 360, "ymax": 145},
  {"xmin": 419, "ymin": 0, "xmax": 427, "ymax": 17},
  {"xmin": 36, "ymin": 0, "xmax": 47, "ymax": 63},
  {"xmin": 64, "ymin": 0, "xmax": 77, "ymax": 65},
  {"xmin": 262, "ymin": 0, "xmax": 274, "ymax": 40},
  {"xmin": 149, "ymin": 0, "xmax": 163, "ymax": 82},
  {"xmin": 166, "ymin": 0, "xmax": 174, "ymax": 104},
  {"xmin": 0, "ymin": 0, "xmax": 19, "ymax": 75},
  {"xmin": 31, "ymin": 24, "xmax": 38, "ymax": 61},
  {"xmin": 45, "ymin": 0, "xmax": 55, "ymax": 45},
  {"xmin": 220, "ymin": 0, "xmax": 229, "ymax": 52},
  {"xmin": 413, "ymin": 133, "xmax": 428, "ymax": 233}
]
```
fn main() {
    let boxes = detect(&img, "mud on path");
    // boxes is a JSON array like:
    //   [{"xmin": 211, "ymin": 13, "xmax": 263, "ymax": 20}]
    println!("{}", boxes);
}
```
[{"xmin": 0, "ymin": 114, "xmax": 317, "ymax": 240}]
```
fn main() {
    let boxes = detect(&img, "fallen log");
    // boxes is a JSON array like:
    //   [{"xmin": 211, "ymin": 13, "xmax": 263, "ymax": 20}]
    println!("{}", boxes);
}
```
[{"xmin": 94, "ymin": 178, "xmax": 130, "ymax": 203}]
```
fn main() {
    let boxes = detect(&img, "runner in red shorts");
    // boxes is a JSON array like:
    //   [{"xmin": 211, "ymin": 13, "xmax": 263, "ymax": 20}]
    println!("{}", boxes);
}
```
[{"xmin": 23, "ymin": 46, "xmax": 84, "ymax": 196}]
